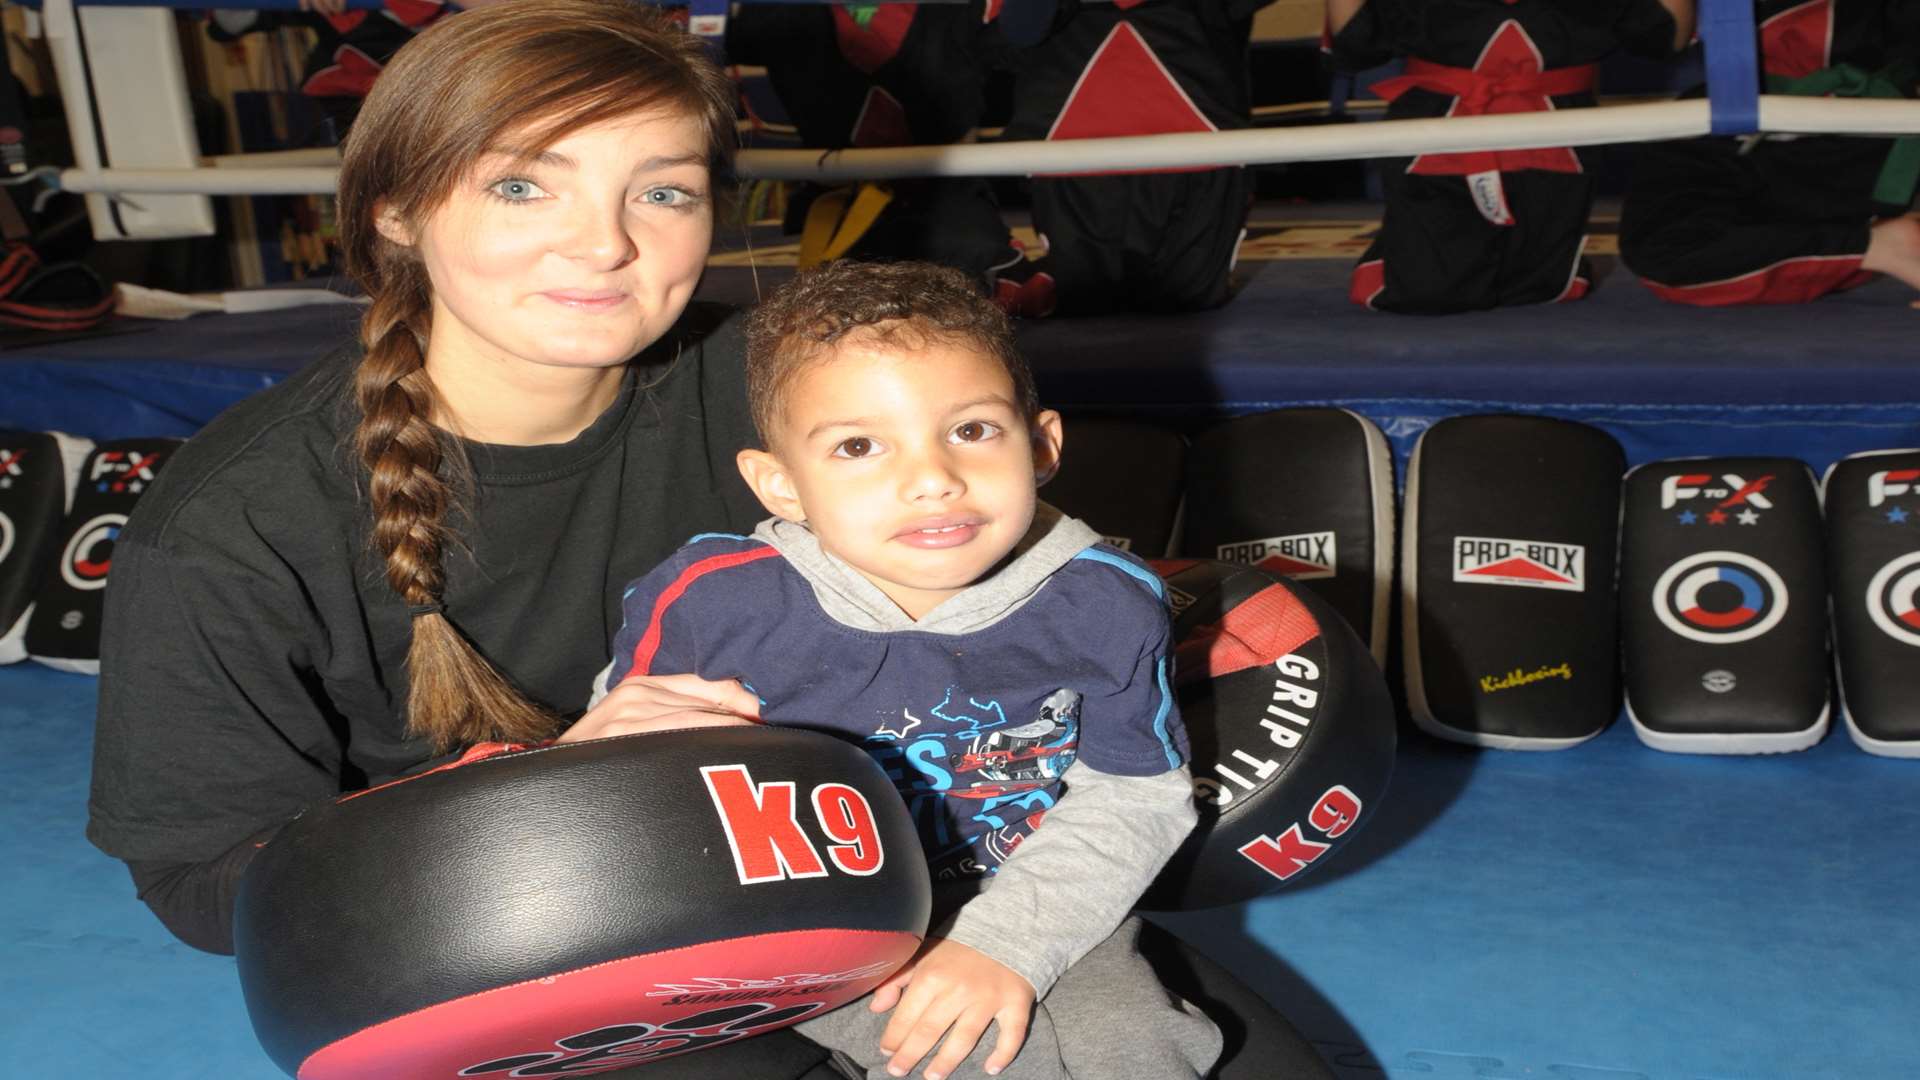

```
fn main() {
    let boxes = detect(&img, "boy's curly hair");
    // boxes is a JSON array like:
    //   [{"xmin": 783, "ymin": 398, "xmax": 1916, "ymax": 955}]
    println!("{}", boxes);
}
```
[{"xmin": 744, "ymin": 260, "xmax": 1039, "ymax": 446}]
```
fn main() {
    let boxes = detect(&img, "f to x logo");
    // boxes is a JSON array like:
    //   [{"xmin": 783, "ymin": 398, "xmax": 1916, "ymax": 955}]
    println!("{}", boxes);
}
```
[{"xmin": 1660, "ymin": 473, "xmax": 1775, "ymax": 510}]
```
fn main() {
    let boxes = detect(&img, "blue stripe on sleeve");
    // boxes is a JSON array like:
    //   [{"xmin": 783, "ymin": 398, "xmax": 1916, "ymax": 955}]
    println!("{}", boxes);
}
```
[
  {"xmin": 1152, "ymin": 655, "xmax": 1180, "ymax": 769},
  {"xmin": 684, "ymin": 531, "xmax": 752, "ymax": 545},
  {"xmin": 1071, "ymin": 548, "xmax": 1165, "ymax": 599}
]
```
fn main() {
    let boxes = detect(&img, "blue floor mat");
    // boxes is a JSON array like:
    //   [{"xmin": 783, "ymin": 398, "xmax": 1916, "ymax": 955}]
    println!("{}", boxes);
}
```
[
  {"xmin": 1157, "ymin": 716, "xmax": 1920, "ymax": 1080},
  {"xmin": 10, "ymin": 660, "xmax": 1915, "ymax": 1080}
]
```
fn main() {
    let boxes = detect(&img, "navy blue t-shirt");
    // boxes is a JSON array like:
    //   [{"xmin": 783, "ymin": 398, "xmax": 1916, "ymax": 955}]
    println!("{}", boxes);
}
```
[{"xmin": 607, "ymin": 534, "xmax": 1187, "ymax": 882}]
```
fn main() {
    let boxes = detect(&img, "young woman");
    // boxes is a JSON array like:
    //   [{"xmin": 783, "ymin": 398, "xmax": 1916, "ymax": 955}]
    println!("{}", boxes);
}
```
[{"xmin": 86, "ymin": 0, "xmax": 766, "ymax": 955}]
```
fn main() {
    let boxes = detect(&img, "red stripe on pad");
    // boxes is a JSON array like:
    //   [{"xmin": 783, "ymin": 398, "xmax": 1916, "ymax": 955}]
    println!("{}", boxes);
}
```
[
  {"xmin": 336, "ymin": 741, "xmax": 536, "ymax": 804},
  {"xmin": 297, "ymin": 927, "xmax": 921, "ymax": 1079},
  {"xmin": 1173, "ymin": 584, "xmax": 1322, "ymax": 684},
  {"xmin": 631, "ymin": 546, "xmax": 782, "ymax": 676}
]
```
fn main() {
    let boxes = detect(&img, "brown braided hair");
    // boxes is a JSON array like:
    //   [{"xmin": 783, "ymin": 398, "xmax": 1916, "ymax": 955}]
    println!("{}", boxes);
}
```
[{"xmin": 336, "ymin": 0, "xmax": 737, "ymax": 750}]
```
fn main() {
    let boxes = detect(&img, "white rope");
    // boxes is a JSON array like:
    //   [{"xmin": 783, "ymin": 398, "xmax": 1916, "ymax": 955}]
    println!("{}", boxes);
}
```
[{"xmin": 53, "ymin": 95, "xmax": 1920, "ymax": 196}]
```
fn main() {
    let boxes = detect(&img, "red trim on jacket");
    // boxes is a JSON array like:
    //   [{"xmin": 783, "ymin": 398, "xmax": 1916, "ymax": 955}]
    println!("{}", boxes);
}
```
[{"xmin": 630, "ymin": 546, "xmax": 782, "ymax": 677}]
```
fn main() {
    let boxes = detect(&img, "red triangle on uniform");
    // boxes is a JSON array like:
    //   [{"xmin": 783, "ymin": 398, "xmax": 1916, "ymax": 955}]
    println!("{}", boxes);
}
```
[
  {"xmin": 850, "ymin": 86, "xmax": 909, "ymax": 148},
  {"xmin": 1466, "ymin": 557, "xmax": 1571, "ymax": 584},
  {"xmin": 1760, "ymin": 0, "xmax": 1834, "ymax": 81},
  {"xmin": 1047, "ymin": 22, "xmax": 1216, "ymax": 141}
]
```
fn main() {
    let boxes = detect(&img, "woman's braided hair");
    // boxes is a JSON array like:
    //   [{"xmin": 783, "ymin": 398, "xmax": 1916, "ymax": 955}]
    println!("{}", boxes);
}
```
[{"xmin": 335, "ymin": 0, "xmax": 736, "ymax": 750}]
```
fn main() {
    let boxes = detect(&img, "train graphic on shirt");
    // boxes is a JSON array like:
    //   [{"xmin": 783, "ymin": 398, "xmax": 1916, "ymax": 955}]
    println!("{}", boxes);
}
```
[{"xmin": 865, "ymin": 686, "xmax": 1082, "ymax": 878}]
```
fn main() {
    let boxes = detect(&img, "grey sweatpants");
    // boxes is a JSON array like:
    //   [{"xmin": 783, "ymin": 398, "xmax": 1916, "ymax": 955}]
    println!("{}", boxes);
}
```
[{"xmin": 794, "ymin": 917, "xmax": 1223, "ymax": 1079}]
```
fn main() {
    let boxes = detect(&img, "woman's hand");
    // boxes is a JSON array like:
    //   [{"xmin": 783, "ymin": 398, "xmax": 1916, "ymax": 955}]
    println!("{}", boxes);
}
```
[
  {"xmin": 558, "ymin": 673, "xmax": 761, "ymax": 743},
  {"xmin": 871, "ymin": 937, "xmax": 1035, "ymax": 1079}
]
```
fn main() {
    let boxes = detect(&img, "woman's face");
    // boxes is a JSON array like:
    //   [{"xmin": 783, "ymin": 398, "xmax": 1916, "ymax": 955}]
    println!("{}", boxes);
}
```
[{"xmin": 396, "ymin": 108, "xmax": 715, "ymax": 378}]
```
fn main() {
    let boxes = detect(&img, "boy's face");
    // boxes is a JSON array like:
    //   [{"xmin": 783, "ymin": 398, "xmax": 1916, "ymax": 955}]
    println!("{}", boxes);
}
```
[{"xmin": 737, "ymin": 330, "xmax": 1064, "ymax": 620}]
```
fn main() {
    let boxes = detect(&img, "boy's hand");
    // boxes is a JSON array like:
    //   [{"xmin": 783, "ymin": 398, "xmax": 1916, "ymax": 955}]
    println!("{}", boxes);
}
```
[
  {"xmin": 558, "ymin": 673, "xmax": 760, "ymax": 743},
  {"xmin": 871, "ymin": 937, "xmax": 1034, "ymax": 1079}
]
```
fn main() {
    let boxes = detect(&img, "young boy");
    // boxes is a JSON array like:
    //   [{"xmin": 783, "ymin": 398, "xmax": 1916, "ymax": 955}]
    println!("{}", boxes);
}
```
[{"xmin": 587, "ymin": 260, "xmax": 1219, "ymax": 1080}]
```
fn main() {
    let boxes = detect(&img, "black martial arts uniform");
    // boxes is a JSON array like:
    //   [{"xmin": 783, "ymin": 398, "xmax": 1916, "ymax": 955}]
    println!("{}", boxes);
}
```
[
  {"xmin": 728, "ymin": 3, "xmax": 1025, "ymax": 281},
  {"xmin": 1621, "ymin": 0, "xmax": 1920, "ymax": 305},
  {"xmin": 1329, "ymin": 0, "xmax": 1683, "ymax": 314},
  {"xmin": 999, "ymin": 0, "xmax": 1260, "ymax": 317}
]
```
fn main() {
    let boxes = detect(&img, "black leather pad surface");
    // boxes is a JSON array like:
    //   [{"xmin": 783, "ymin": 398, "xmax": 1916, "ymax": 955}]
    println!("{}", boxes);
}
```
[
  {"xmin": 1621, "ymin": 457, "xmax": 1829, "ymax": 753},
  {"xmin": 0, "ymin": 430, "xmax": 84, "ymax": 663},
  {"xmin": 1042, "ymin": 416, "xmax": 1186, "ymax": 557},
  {"xmin": 1402, "ymin": 415, "xmax": 1624, "ymax": 749},
  {"xmin": 1823, "ymin": 449, "xmax": 1920, "ymax": 756},
  {"xmin": 25, "ymin": 438, "xmax": 180, "ymax": 672},
  {"xmin": 1181, "ymin": 409, "xmax": 1395, "ymax": 665}
]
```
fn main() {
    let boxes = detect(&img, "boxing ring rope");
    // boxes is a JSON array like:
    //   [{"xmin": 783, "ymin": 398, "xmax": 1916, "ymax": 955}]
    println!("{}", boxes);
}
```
[
  {"xmin": 51, "ymin": 96, "xmax": 1920, "ymax": 195},
  {"xmin": 25, "ymin": 0, "xmax": 1920, "ymax": 200}
]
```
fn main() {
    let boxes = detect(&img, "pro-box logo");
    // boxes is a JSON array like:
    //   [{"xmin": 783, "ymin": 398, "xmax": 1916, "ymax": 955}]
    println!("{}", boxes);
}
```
[
  {"xmin": 1869, "ymin": 468, "xmax": 1920, "ymax": 507},
  {"xmin": 1452, "ymin": 536, "xmax": 1585, "ymax": 592},
  {"xmin": 1660, "ymin": 472, "xmax": 1775, "ymax": 510},
  {"xmin": 1216, "ymin": 531, "xmax": 1336, "ymax": 581}
]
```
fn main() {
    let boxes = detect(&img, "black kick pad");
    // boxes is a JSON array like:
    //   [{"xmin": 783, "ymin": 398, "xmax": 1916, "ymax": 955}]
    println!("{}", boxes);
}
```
[
  {"xmin": 1822, "ymin": 449, "xmax": 1920, "ymax": 757},
  {"xmin": 1621, "ymin": 457, "xmax": 1829, "ymax": 754},
  {"xmin": 1402, "ymin": 415, "xmax": 1623, "ymax": 749},
  {"xmin": 1042, "ymin": 416, "xmax": 1185, "ymax": 557},
  {"xmin": 0, "ymin": 430, "xmax": 90, "ymax": 663},
  {"xmin": 25, "ymin": 438, "xmax": 182, "ymax": 674},
  {"xmin": 1181, "ymin": 408, "xmax": 1395, "ymax": 665}
]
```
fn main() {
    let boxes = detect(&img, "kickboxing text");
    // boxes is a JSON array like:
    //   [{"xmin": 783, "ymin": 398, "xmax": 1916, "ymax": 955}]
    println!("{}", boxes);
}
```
[{"xmin": 1478, "ymin": 661, "xmax": 1574, "ymax": 694}]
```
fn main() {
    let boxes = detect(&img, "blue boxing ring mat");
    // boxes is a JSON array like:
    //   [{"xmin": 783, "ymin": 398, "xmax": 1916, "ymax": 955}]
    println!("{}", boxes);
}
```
[
  {"xmin": 8, "ymin": 608, "xmax": 1920, "ymax": 1077},
  {"xmin": 5, "ymin": 235, "xmax": 1920, "ymax": 1078}
]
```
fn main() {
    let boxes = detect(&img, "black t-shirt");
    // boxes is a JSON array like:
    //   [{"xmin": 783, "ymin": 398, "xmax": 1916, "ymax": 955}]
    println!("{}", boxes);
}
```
[{"xmin": 86, "ymin": 303, "xmax": 763, "ymax": 871}]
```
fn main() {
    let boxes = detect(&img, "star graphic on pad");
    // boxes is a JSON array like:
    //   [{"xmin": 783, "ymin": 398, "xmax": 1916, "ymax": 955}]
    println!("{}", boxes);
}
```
[
  {"xmin": 1677, "ymin": 510, "xmax": 1697, "ymax": 525},
  {"xmin": 1706, "ymin": 510, "xmax": 1728, "ymax": 525},
  {"xmin": 1891, "ymin": 506, "xmax": 1911, "ymax": 524},
  {"xmin": 1736, "ymin": 508, "xmax": 1759, "ymax": 525}
]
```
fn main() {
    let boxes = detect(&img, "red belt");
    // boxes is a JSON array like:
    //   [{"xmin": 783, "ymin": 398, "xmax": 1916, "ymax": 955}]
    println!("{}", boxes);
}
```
[{"xmin": 1372, "ymin": 57, "xmax": 1599, "ymax": 176}]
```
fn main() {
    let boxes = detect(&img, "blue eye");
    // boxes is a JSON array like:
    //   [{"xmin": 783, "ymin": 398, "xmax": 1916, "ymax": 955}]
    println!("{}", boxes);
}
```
[
  {"xmin": 489, "ymin": 177, "xmax": 546, "ymax": 202},
  {"xmin": 643, "ymin": 186, "xmax": 704, "ymax": 208}
]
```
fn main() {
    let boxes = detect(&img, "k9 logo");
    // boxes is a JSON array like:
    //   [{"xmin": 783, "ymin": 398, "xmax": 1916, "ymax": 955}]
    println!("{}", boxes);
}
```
[
  {"xmin": 701, "ymin": 764, "xmax": 886, "ymax": 885},
  {"xmin": 1236, "ymin": 785, "xmax": 1364, "ymax": 883}
]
